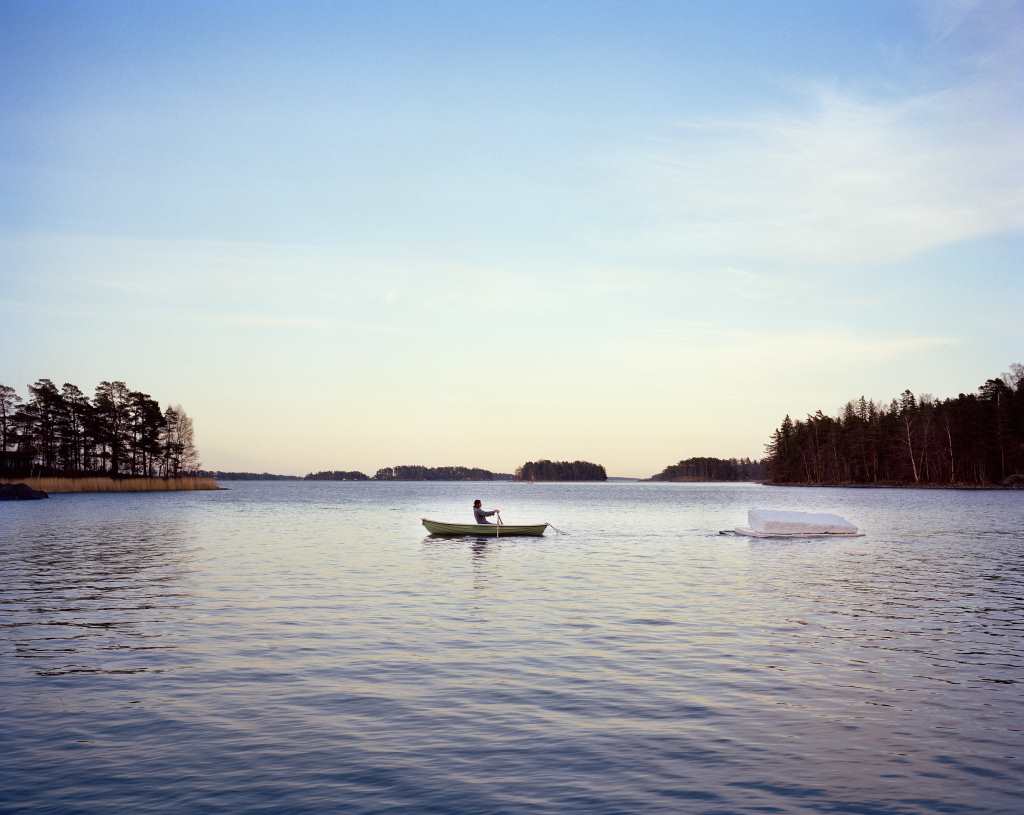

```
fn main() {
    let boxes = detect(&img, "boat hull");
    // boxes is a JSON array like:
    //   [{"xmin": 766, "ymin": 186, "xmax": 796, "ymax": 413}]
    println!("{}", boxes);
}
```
[
  {"xmin": 422, "ymin": 519, "xmax": 548, "ymax": 537},
  {"xmin": 733, "ymin": 527, "xmax": 864, "ymax": 538}
]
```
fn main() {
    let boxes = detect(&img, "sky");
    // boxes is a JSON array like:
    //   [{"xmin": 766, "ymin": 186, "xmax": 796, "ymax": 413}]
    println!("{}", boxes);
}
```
[{"xmin": 2, "ymin": 1, "xmax": 1022, "ymax": 477}]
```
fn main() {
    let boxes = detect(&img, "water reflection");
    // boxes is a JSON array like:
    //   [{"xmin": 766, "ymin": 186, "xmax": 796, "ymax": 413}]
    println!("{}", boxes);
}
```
[
  {"xmin": 421, "ymin": 535, "xmax": 496, "ymax": 590},
  {"xmin": 470, "ymin": 539, "xmax": 490, "ymax": 559}
]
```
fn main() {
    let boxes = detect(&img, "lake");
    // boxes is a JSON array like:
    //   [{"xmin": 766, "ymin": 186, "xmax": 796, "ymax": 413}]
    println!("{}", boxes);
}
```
[{"xmin": 2, "ymin": 482, "xmax": 1022, "ymax": 814}]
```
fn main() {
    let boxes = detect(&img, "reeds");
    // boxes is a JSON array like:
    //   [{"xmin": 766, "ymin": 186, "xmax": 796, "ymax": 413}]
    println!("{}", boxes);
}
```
[{"xmin": 2, "ymin": 476, "xmax": 220, "ymax": 494}]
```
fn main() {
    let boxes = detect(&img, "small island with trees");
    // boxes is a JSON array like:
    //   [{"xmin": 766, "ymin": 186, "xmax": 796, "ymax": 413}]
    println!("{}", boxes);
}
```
[
  {"xmin": 649, "ymin": 457, "xmax": 766, "ymax": 482},
  {"xmin": 0, "ymin": 378, "xmax": 214, "ymax": 493},
  {"xmin": 197, "ymin": 470, "xmax": 302, "ymax": 481},
  {"xmin": 514, "ymin": 460, "xmax": 607, "ymax": 481},
  {"xmin": 301, "ymin": 466, "xmax": 510, "ymax": 481},
  {"xmin": 292, "ymin": 462, "xmax": 612, "ymax": 482},
  {"xmin": 373, "ymin": 465, "xmax": 513, "ymax": 481}
]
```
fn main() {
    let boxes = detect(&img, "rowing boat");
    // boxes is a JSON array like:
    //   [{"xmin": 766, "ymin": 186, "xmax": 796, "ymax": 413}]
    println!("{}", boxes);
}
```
[{"xmin": 421, "ymin": 518, "xmax": 548, "ymax": 537}]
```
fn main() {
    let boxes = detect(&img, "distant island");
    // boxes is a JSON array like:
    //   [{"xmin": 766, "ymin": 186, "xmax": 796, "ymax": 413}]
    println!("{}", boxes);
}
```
[
  {"xmin": 198, "ymin": 470, "xmax": 301, "ymax": 481},
  {"xmin": 764, "ymin": 363, "xmax": 1024, "ymax": 488},
  {"xmin": 514, "ymin": 460, "xmax": 607, "ymax": 481},
  {"xmin": 1, "ymin": 378, "xmax": 214, "ymax": 492},
  {"xmin": 649, "ymin": 457, "xmax": 765, "ymax": 482},
  {"xmin": 301, "ymin": 461, "xmax": 609, "ymax": 482},
  {"xmin": 373, "ymin": 466, "xmax": 513, "ymax": 481},
  {"xmin": 193, "ymin": 467, "xmax": 510, "ymax": 482}
]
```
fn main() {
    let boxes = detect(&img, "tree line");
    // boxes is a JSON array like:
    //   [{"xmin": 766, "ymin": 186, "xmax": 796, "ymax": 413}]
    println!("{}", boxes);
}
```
[
  {"xmin": 514, "ymin": 460, "xmax": 607, "ymax": 481},
  {"xmin": 372, "ymin": 465, "xmax": 513, "ymax": 481},
  {"xmin": 306, "ymin": 470, "xmax": 370, "ymax": 481},
  {"xmin": 650, "ymin": 457, "xmax": 765, "ymax": 482},
  {"xmin": 306, "ymin": 462, "xmax": 609, "ymax": 481},
  {"xmin": 1, "ymin": 379, "xmax": 199, "ymax": 478},
  {"xmin": 764, "ymin": 364, "xmax": 1024, "ymax": 486},
  {"xmin": 197, "ymin": 470, "xmax": 300, "ymax": 481}
]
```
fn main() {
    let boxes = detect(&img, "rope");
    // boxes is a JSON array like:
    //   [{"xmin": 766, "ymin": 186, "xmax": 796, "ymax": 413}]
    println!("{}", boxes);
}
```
[{"xmin": 546, "ymin": 522, "xmax": 569, "ymax": 535}]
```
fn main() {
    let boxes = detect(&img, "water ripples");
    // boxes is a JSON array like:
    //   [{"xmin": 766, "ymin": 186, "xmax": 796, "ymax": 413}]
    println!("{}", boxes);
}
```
[{"xmin": 1, "ymin": 482, "xmax": 1022, "ymax": 813}]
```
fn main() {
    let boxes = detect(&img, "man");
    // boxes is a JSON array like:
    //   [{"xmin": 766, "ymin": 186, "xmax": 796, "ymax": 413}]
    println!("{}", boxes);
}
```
[{"xmin": 473, "ymin": 499, "xmax": 500, "ymax": 524}]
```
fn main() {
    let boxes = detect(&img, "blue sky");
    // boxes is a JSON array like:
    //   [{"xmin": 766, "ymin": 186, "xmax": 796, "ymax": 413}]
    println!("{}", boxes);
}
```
[{"xmin": 2, "ymin": 1, "xmax": 1022, "ymax": 476}]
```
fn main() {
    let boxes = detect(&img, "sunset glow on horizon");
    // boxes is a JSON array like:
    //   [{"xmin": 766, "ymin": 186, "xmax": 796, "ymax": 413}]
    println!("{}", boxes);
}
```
[{"xmin": 3, "ymin": 2, "xmax": 1022, "ymax": 476}]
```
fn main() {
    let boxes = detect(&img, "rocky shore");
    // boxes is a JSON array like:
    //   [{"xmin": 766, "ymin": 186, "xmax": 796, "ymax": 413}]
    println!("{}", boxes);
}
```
[{"xmin": 0, "ymin": 483, "xmax": 49, "ymax": 500}]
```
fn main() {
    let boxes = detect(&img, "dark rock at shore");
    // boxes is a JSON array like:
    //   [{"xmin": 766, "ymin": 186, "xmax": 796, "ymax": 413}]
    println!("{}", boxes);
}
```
[{"xmin": 0, "ymin": 483, "xmax": 49, "ymax": 500}]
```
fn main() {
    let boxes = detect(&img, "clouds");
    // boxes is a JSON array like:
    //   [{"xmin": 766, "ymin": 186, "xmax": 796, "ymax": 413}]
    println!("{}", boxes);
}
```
[
  {"xmin": 598, "ymin": 29, "xmax": 1024, "ymax": 268},
  {"xmin": 919, "ymin": 0, "xmax": 986, "ymax": 41},
  {"xmin": 609, "ymin": 327, "xmax": 958, "ymax": 377}
]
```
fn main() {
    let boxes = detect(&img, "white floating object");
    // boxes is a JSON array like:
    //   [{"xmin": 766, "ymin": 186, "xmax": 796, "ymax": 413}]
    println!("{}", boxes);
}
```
[{"xmin": 734, "ymin": 509, "xmax": 862, "ymax": 538}]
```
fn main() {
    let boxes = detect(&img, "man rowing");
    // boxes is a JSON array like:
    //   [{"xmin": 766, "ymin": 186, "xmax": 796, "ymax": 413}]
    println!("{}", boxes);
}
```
[{"xmin": 473, "ymin": 499, "xmax": 500, "ymax": 524}]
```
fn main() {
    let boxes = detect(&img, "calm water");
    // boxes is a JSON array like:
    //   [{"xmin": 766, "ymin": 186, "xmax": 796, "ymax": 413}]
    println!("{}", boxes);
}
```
[{"xmin": 2, "ymin": 482, "xmax": 1023, "ymax": 814}]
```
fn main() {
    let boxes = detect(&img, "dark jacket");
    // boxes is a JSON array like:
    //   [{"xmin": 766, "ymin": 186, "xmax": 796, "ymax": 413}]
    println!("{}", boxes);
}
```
[{"xmin": 474, "ymin": 507, "xmax": 497, "ymax": 524}]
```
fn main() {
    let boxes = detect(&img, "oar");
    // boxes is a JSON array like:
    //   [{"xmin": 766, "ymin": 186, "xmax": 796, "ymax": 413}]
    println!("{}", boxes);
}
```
[{"xmin": 495, "ymin": 511, "xmax": 502, "ymax": 538}]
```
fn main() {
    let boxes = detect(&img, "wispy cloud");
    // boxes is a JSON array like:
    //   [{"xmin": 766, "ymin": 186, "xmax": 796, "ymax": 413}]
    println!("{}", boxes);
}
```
[
  {"xmin": 597, "ymin": 22, "xmax": 1024, "ymax": 268},
  {"xmin": 919, "ymin": 0, "xmax": 985, "ymax": 41},
  {"xmin": 211, "ymin": 313, "xmax": 329, "ymax": 331},
  {"xmin": 611, "ymin": 328, "xmax": 958, "ymax": 370},
  {"xmin": 716, "ymin": 267, "xmax": 784, "ymax": 302}
]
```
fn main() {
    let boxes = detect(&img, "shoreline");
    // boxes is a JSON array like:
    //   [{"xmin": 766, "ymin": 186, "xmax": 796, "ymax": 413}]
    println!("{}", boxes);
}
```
[
  {"xmin": 765, "ymin": 481, "xmax": 1022, "ymax": 491},
  {"xmin": 1, "ymin": 476, "xmax": 221, "ymax": 494}
]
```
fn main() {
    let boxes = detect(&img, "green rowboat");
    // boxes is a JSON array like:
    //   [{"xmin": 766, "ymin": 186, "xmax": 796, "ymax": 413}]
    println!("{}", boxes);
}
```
[{"xmin": 422, "ymin": 518, "xmax": 548, "ymax": 537}]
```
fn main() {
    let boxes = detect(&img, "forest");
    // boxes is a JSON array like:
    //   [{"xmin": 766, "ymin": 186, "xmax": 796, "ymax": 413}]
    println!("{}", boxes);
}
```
[
  {"xmin": 764, "ymin": 364, "xmax": 1024, "ymax": 486},
  {"xmin": 306, "ymin": 470, "xmax": 370, "ymax": 481},
  {"xmin": 372, "ymin": 466, "xmax": 513, "ymax": 481},
  {"xmin": 0, "ymin": 379, "xmax": 199, "ymax": 478},
  {"xmin": 515, "ymin": 460, "xmax": 607, "ymax": 481},
  {"xmin": 650, "ymin": 457, "xmax": 765, "ymax": 482}
]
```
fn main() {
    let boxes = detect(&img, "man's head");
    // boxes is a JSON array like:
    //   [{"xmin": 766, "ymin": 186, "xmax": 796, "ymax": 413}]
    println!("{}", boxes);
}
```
[{"xmin": 473, "ymin": 499, "xmax": 482, "ymax": 508}]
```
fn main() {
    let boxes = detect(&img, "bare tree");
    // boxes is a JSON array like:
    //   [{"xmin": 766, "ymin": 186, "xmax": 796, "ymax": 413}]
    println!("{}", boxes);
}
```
[{"xmin": 177, "ymin": 407, "xmax": 200, "ymax": 473}]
